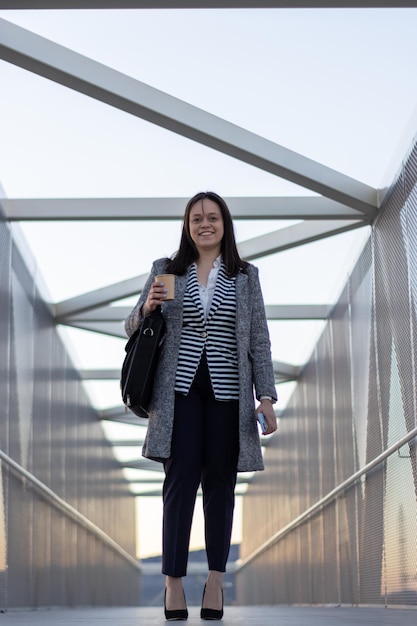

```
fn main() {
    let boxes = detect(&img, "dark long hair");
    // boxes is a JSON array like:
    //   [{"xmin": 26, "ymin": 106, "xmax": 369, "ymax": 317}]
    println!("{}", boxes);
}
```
[{"xmin": 165, "ymin": 191, "xmax": 249, "ymax": 277}]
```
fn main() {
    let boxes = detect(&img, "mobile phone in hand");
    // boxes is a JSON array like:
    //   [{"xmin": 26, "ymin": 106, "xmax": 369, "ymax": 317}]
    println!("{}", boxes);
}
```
[{"xmin": 257, "ymin": 412, "xmax": 268, "ymax": 434}]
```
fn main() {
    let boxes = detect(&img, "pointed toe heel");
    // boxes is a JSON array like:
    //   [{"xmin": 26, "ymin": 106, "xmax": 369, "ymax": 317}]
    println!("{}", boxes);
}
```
[
  {"xmin": 164, "ymin": 589, "xmax": 188, "ymax": 621},
  {"xmin": 200, "ymin": 584, "xmax": 224, "ymax": 621}
]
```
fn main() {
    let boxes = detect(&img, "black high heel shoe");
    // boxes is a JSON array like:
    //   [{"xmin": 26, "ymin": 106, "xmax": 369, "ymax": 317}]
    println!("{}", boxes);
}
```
[
  {"xmin": 200, "ymin": 583, "xmax": 224, "ymax": 620},
  {"xmin": 164, "ymin": 588, "xmax": 188, "ymax": 621}
]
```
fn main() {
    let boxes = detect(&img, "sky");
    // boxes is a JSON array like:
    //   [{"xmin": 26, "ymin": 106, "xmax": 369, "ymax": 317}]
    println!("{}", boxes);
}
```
[{"xmin": 1, "ymin": 6, "xmax": 417, "ymax": 558}]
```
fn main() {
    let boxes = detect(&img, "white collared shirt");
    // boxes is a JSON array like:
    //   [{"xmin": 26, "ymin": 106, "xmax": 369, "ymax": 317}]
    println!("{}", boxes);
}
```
[{"xmin": 195, "ymin": 255, "xmax": 222, "ymax": 320}]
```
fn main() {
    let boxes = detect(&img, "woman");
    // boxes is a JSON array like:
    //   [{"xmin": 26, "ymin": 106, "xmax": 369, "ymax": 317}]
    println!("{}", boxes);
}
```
[{"xmin": 125, "ymin": 191, "xmax": 277, "ymax": 620}]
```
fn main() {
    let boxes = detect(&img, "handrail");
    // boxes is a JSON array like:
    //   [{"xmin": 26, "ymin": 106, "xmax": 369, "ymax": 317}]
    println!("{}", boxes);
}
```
[
  {"xmin": 235, "ymin": 426, "xmax": 417, "ymax": 573},
  {"xmin": 0, "ymin": 448, "xmax": 141, "ymax": 571}
]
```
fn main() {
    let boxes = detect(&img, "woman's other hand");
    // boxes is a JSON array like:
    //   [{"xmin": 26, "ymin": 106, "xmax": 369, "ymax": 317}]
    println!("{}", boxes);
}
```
[{"xmin": 256, "ymin": 399, "xmax": 277, "ymax": 436}]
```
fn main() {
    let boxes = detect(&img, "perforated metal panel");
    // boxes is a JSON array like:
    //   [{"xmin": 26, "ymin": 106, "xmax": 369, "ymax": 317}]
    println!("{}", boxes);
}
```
[
  {"xmin": 0, "ymin": 220, "xmax": 140, "ymax": 608},
  {"xmin": 238, "ymin": 140, "xmax": 417, "ymax": 607}
]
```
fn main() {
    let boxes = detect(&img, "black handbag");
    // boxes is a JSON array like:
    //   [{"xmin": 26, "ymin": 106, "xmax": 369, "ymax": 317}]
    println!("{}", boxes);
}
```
[{"xmin": 121, "ymin": 306, "xmax": 165, "ymax": 418}]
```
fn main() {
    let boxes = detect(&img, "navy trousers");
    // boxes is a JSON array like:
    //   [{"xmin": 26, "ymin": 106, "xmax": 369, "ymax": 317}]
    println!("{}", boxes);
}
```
[{"xmin": 162, "ymin": 353, "xmax": 239, "ymax": 577}]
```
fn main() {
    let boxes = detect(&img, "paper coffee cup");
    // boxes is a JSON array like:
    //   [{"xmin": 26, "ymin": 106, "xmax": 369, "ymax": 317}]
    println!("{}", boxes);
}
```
[{"xmin": 156, "ymin": 274, "xmax": 175, "ymax": 301}]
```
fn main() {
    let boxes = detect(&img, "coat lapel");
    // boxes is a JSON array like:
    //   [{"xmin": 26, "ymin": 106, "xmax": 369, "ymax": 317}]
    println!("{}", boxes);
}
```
[
  {"xmin": 186, "ymin": 264, "xmax": 206, "ymax": 322},
  {"xmin": 207, "ymin": 263, "xmax": 236, "ymax": 322}
]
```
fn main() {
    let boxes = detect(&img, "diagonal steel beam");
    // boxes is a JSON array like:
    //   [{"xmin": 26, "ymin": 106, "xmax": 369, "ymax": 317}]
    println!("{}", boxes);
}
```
[
  {"xmin": 273, "ymin": 360, "xmax": 301, "ymax": 382},
  {"xmin": 62, "ymin": 306, "xmax": 133, "ymax": 322},
  {"xmin": 1, "ymin": 196, "xmax": 370, "ymax": 221},
  {"xmin": 0, "ymin": 19, "xmax": 378, "ymax": 216},
  {"xmin": 238, "ymin": 219, "xmax": 366, "ymax": 260},
  {"xmin": 64, "ymin": 321, "xmax": 127, "ymax": 338},
  {"xmin": 54, "ymin": 273, "xmax": 148, "ymax": 318},
  {"xmin": 55, "ymin": 221, "xmax": 364, "ymax": 320}
]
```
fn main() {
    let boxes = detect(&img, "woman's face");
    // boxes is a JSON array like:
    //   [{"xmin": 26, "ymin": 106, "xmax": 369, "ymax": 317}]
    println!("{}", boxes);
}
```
[{"xmin": 188, "ymin": 198, "xmax": 224, "ymax": 255}]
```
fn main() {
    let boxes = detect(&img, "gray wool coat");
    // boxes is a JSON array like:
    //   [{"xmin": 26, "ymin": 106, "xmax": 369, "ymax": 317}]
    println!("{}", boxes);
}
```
[{"xmin": 125, "ymin": 258, "xmax": 277, "ymax": 473}]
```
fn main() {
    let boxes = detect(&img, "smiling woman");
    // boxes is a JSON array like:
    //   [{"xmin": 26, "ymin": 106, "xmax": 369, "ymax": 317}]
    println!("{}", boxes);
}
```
[{"xmin": 124, "ymin": 191, "xmax": 277, "ymax": 620}]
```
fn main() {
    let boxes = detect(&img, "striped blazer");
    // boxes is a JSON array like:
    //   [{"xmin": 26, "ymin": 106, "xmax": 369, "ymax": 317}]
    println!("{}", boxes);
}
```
[
  {"xmin": 175, "ymin": 262, "xmax": 239, "ymax": 399},
  {"xmin": 125, "ymin": 258, "xmax": 277, "ymax": 472}
]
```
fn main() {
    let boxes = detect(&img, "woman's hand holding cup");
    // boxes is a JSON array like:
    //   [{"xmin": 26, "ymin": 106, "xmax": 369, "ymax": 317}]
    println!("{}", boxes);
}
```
[{"xmin": 143, "ymin": 274, "xmax": 175, "ymax": 316}]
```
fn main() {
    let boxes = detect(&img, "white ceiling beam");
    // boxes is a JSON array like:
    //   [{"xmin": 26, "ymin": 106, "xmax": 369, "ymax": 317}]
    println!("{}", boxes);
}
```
[
  {"xmin": 125, "ymin": 478, "xmax": 164, "ymax": 484},
  {"xmin": 65, "ymin": 303, "xmax": 331, "ymax": 324},
  {"xmin": 63, "ymin": 306, "xmax": 133, "ymax": 322},
  {"xmin": 128, "ymin": 474, "xmax": 252, "ymax": 501},
  {"xmin": 99, "ymin": 407, "xmax": 149, "ymax": 427},
  {"xmin": 133, "ymin": 487, "xmax": 250, "ymax": 498},
  {"xmin": 273, "ymin": 360, "xmax": 301, "ymax": 382},
  {"xmin": 123, "ymin": 459, "xmax": 165, "ymax": 472},
  {"xmin": 81, "ymin": 369, "xmax": 122, "ymax": 380},
  {"xmin": 123, "ymin": 475, "xmax": 248, "ymax": 487},
  {"xmin": 0, "ymin": 19, "xmax": 377, "ymax": 216},
  {"xmin": 64, "ymin": 321, "xmax": 126, "ymax": 338},
  {"xmin": 1, "ymin": 196, "xmax": 372, "ymax": 221},
  {"xmin": 62, "ymin": 303, "xmax": 330, "ymax": 338},
  {"xmin": 109, "ymin": 439, "xmax": 147, "ymax": 447},
  {"xmin": 265, "ymin": 304, "xmax": 332, "ymax": 319},
  {"xmin": 58, "ymin": 304, "xmax": 324, "ymax": 341},
  {"xmin": 63, "ymin": 306, "xmax": 330, "ymax": 337},
  {"xmin": 133, "ymin": 489, "xmax": 170, "ymax": 497},
  {"xmin": 54, "ymin": 273, "xmax": 147, "ymax": 318},
  {"xmin": 238, "ymin": 219, "xmax": 366, "ymax": 260},
  {"xmin": 82, "ymin": 361, "xmax": 299, "ymax": 383},
  {"xmin": 0, "ymin": 2, "xmax": 415, "ymax": 9}
]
